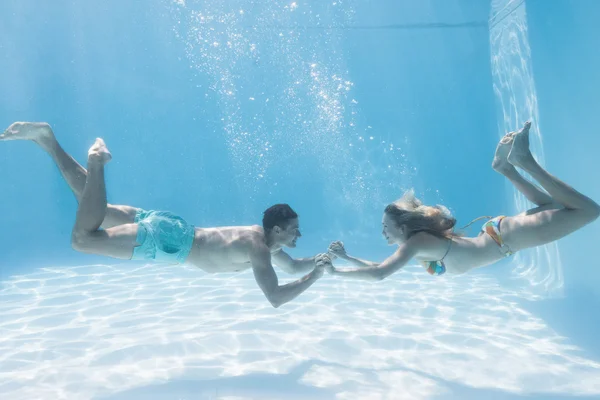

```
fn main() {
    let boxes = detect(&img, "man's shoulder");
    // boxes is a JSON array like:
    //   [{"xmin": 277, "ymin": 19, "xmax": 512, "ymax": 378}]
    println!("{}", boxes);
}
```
[
  {"xmin": 246, "ymin": 225, "xmax": 266, "ymax": 241},
  {"xmin": 207, "ymin": 225, "xmax": 266, "ymax": 249},
  {"xmin": 216, "ymin": 224, "xmax": 264, "ymax": 238},
  {"xmin": 242, "ymin": 227, "xmax": 269, "ymax": 251}
]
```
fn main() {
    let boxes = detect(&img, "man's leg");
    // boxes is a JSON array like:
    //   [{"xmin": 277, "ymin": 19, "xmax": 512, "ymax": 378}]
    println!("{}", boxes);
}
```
[
  {"xmin": 71, "ymin": 138, "xmax": 140, "ymax": 259},
  {"xmin": 1, "ymin": 122, "xmax": 137, "ymax": 228}
]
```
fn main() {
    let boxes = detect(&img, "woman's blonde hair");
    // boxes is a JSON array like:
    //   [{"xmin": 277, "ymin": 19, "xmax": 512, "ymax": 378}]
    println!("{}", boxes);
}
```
[{"xmin": 384, "ymin": 189, "xmax": 458, "ymax": 239}]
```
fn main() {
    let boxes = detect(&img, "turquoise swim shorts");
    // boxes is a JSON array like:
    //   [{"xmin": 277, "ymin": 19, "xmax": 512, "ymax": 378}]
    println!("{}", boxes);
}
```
[{"xmin": 131, "ymin": 209, "xmax": 195, "ymax": 264}]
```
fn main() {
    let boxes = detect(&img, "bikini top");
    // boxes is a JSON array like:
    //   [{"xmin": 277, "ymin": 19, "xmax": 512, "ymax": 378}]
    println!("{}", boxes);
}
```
[
  {"xmin": 419, "ymin": 215, "xmax": 494, "ymax": 276},
  {"xmin": 421, "ymin": 238, "xmax": 453, "ymax": 276}
]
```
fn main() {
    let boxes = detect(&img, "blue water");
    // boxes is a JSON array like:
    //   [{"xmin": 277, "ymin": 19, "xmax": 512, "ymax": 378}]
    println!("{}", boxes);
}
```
[{"xmin": 1, "ymin": 0, "xmax": 599, "ymax": 399}]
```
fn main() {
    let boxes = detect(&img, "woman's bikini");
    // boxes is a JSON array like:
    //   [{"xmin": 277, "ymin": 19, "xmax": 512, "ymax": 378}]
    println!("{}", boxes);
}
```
[
  {"xmin": 421, "ymin": 215, "xmax": 516, "ymax": 276},
  {"xmin": 421, "ymin": 238, "xmax": 452, "ymax": 276}
]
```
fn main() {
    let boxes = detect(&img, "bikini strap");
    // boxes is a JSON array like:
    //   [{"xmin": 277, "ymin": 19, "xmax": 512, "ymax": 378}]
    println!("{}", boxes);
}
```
[
  {"xmin": 440, "ymin": 237, "xmax": 453, "ymax": 261},
  {"xmin": 458, "ymin": 215, "xmax": 494, "ymax": 230},
  {"xmin": 437, "ymin": 215, "xmax": 492, "ymax": 262}
]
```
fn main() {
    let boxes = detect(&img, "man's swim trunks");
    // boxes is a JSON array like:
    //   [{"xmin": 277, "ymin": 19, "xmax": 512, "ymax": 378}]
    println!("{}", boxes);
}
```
[{"xmin": 131, "ymin": 209, "xmax": 195, "ymax": 264}]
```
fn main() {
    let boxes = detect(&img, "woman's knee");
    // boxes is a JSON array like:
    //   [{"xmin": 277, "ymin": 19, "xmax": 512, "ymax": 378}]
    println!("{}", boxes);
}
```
[
  {"xmin": 586, "ymin": 201, "xmax": 600, "ymax": 222},
  {"xmin": 522, "ymin": 202, "xmax": 561, "ymax": 217}
]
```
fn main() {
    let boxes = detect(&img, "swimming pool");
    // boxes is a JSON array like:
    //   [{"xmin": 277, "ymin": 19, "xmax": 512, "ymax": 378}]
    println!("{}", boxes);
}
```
[{"xmin": 1, "ymin": 0, "xmax": 599, "ymax": 399}]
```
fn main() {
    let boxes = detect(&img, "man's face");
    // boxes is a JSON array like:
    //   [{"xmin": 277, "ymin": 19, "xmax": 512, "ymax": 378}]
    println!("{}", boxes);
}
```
[{"xmin": 280, "ymin": 218, "xmax": 302, "ymax": 248}]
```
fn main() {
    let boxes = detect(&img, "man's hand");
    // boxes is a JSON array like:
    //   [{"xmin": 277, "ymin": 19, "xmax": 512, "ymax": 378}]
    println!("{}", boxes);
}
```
[
  {"xmin": 315, "ymin": 252, "xmax": 335, "ymax": 276},
  {"xmin": 328, "ymin": 241, "xmax": 347, "ymax": 260},
  {"xmin": 314, "ymin": 253, "xmax": 334, "ymax": 278}
]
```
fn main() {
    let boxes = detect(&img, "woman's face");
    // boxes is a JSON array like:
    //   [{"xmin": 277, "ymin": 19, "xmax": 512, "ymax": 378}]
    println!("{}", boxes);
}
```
[{"xmin": 382, "ymin": 213, "xmax": 406, "ymax": 245}]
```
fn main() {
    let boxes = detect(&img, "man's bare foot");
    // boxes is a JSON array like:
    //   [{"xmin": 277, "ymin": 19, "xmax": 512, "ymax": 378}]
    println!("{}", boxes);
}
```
[
  {"xmin": 88, "ymin": 138, "xmax": 112, "ymax": 165},
  {"xmin": 492, "ymin": 130, "xmax": 518, "ymax": 172},
  {"xmin": 507, "ymin": 121, "xmax": 533, "ymax": 167},
  {"xmin": 0, "ymin": 122, "xmax": 55, "ymax": 144}
]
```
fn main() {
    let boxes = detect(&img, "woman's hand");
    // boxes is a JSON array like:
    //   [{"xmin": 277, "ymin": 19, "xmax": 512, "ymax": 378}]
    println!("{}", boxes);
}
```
[{"xmin": 328, "ymin": 241, "xmax": 347, "ymax": 259}]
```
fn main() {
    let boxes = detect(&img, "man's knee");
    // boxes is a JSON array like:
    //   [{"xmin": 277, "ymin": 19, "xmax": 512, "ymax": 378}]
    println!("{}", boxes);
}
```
[{"xmin": 71, "ymin": 230, "xmax": 92, "ymax": 253}]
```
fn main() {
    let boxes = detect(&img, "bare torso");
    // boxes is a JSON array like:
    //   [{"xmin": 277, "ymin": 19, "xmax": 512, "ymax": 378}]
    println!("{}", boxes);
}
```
[
  {"xmin": 185, "ymin": 225, "xmax": 269, "ymax": 273},
  {"xmin": 414, "ymin": 232, "xmax": 506, "ymax": 275}
]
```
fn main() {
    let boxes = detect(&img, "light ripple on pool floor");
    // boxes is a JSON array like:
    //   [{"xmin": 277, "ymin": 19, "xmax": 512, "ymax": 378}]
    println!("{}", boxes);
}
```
[{"xmin": 1, "ymin": 262, "xmax": 599, "ymax": 400}]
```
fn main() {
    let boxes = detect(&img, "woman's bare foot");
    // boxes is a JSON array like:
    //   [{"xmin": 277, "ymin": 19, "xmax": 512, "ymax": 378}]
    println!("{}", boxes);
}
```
[
  {"xmin": 88, "ymin": 138, "xmax": 112, "ymax": 165},
  {"xmin": 0, "ymin": 122, "xmax": 55, "ymax": 146},
  {"xmin": 507, "ymin": 121, "xmax": 533, "ymax": 168},
  {"xmin": 492, "ymin": 130, "xmax": 517, "ymax": 172}
]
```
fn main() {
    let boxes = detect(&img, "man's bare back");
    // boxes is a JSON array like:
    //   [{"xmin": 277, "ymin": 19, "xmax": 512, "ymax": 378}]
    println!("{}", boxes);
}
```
[{"xmin": 187, "ymin": 225, "xmax": 268, "ymax": 273}]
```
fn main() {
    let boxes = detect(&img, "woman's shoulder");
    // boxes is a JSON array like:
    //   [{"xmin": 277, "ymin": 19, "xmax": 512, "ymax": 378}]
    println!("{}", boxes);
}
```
[
  {"xmin": 409, "ymin": 232, "xmax": 452, "ymax": 256},
  {"xmin": 412, "ymin": 231, "xmax": 447, "ymax": 245}
]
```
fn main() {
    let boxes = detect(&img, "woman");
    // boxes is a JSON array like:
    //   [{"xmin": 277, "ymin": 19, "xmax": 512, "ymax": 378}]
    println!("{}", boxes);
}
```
[{"xmin": 327, "ymin": 122, "xmax": 599, "ymax": 280}]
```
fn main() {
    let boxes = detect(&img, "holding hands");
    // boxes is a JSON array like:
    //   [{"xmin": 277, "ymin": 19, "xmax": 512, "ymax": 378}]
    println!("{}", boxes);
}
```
[
  {"xmin": 314, "ymin": 253, "xmax": 334, "ymax": 277},
  {"xmin": 328, "ymin": 241, "xmax": 347, "ymax": 260}
]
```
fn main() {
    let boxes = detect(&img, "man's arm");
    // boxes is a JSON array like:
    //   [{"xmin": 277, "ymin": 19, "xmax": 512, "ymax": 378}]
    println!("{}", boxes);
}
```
[
  {"xmin": 271, "ymin": 249, "xmax": 318, "ymax": 274},
  {"xmin": 250, "ymin": 244, "xmax": 325, "ymax": 308}
]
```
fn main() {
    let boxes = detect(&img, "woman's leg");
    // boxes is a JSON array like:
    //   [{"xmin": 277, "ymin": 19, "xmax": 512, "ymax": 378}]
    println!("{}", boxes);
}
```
[
  {"xmin": 70, "ymin": 138, "xmax": 140, "ymax": 259},
  {"xmin": 492, "ymin": 125, "xmax": 553, "ymax": 206},
  {"xmin": 499, "ymin": 122, "xmax": 600, "ymax": 252}
]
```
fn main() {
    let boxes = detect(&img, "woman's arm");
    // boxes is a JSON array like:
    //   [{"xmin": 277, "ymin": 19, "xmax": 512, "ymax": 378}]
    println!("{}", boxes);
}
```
[
  {"xmin": 328, "ymin": 239, "xmax": 420, "ymax": 281},
  {"xmin": 328, "ymin": 241, "xmax": 379, "ymax": 267},
  {"xmin": 341, "ymin": 254, "xmax": 380, "ymax": 268}
]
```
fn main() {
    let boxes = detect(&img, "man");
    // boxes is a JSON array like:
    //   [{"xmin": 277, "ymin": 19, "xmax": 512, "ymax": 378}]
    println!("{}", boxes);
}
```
[{"xmin": 1, "ymin": 122, "xmax": 331, "ymax": 308}]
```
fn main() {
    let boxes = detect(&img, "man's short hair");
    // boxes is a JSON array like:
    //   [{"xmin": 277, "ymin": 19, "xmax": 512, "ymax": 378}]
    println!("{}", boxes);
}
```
[{"xmin": 262, "ymin": 204, "xmax": 298, "ymax": 232}]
